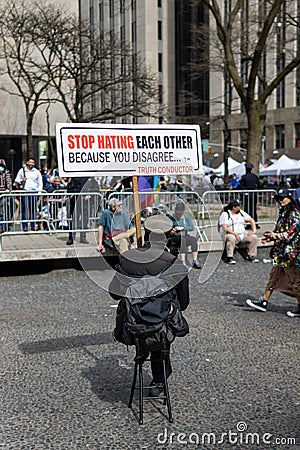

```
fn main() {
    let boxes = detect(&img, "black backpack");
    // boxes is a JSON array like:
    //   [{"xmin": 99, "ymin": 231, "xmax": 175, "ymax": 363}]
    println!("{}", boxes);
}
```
[{"xmin": 115, "ymin": 276, "xmax": 189, "ymax": 351}]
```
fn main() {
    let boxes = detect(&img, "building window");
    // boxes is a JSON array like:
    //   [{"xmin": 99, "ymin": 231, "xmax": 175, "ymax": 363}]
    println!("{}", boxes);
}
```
[
  {"xmin": 295, "ymin": 123, "xmax": 300, "ymax": 148},
  {"xmin": 158, "ymin": 53, "xmax": 162, "ymax": 72},
  {"xmin": 276, "ymin": 55, "xmax": 285, "ymax": 108},
  {"xmin": 276, "ymin": 2, "xmax": 286, "ymax": 108},
  {"xmin": 275, "ymin": 124, "xmax": 285, "ymax": 149},
  {"xmin": 109, "ymin": 0, "xmax": 114, "ymax": 18},
  {"xmin": 158, "ymin": 20, "xmax": 162, "ymax": 40},
  {"xmin": 158, "ymin": 0, "xmax": 162, "ymax": 7},
  {"xmin": 158, "ymin": 85, "xmax": 163, "ymax": 104}
]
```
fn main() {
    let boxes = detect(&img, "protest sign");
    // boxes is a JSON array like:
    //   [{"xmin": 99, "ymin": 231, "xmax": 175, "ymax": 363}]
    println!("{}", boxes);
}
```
[{"xmin": 56, "ymin": 123, "xmax": 203, "ymax": 177}]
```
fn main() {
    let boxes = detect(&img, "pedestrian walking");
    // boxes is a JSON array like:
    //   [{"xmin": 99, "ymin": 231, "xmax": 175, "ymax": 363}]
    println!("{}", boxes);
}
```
[{"xmin": 246, "ymin": 188, "xmax": 300, "ymax": 317}]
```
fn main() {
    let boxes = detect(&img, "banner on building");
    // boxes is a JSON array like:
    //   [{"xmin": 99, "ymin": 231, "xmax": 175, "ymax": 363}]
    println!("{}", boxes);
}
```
[{"xmin": 56, "ymin": 123, "xmax": 203, "ymax": 177}]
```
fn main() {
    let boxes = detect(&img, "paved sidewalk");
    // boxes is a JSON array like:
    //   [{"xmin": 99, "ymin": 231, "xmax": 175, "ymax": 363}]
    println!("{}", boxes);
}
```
[
  {"xmin": 0, "ymin": 224, "xmax": 272, "ymax": 262},
  {"xmin": 0, "ymin": 247, "xmax": 298, "ymax": 449},
  {"xmin": 0, "ymin": 231, "xmax": 99, "ymax": 262}
]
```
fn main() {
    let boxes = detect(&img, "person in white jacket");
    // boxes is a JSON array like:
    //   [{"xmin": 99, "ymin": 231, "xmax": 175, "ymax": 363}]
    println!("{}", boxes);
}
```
[
  {"xmin": 219, "ymin": 198, "xmax": 259, "ymax": 264},
  {"xmin": 15, "ymin": 157, "xmax": 43, "ymax": 231}
]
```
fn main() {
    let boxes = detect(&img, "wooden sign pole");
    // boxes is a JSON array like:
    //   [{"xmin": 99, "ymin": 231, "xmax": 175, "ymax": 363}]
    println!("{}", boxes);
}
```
[{"xmin": 132, "ymin": 175, "xmax": 143, "ymax": 248}]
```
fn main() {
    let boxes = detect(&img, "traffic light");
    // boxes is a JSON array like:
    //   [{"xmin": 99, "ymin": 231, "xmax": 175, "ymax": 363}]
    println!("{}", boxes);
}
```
[{"xmin": 208, "ymin": 145, "xmax": 211, "ymax": 154}]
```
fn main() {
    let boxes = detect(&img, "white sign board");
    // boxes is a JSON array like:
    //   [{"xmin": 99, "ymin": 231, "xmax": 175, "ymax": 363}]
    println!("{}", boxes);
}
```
[{"xmin": 56, "ymin": 123, "xmax": 203, "ymax": 177}]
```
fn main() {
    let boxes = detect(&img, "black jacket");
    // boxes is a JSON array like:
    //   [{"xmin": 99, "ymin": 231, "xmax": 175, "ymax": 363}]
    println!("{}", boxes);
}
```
[
  {"xmin": 109, "ymin": 244, "xmax": 190, "ymax": 311},
  {"xmin": 240, "ymin": 172, "xmax": 261, "ymax": 190},
  {"xmin": 110, "ymin": 244, "xmax": 190, "ymax": 347}
]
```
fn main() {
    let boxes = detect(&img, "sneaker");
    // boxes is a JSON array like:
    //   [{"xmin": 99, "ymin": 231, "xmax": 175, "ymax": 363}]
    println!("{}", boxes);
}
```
[
  {"xmin": 149, "ymin": 381, "xmax": 164, "ymax": 398},
  {"xmin": 193, "ymin": 260, "xmax": 201, "ymax": 269},
  {"xmin": 286, "ymin": 306, "xmax": 300, "ymax": 317},
  {"xmin": 80, "ymin": 239, "xmax": 89, "ymax": 244},
  {"xmin": 66, "ymin": 238, "xmax": 74, "ymax": 245},
  {"xmin": 246, "ymin": 297, "xmax": 268, "ymax": 312},
  {"xmin": 247, "ymin": 256, "xmax": 259, "ymax": 263},
  {"xmin": 227, "ymin": 257, "xmax": 236, "ymax": 265}
]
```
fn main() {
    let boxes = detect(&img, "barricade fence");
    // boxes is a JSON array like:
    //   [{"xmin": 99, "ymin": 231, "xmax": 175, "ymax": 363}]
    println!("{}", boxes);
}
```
[
  {"xmin": 0, "ymin": 190, "xmax": 103, "ymax": 239},
  {"xmin": 0, "ymin": 187, "xmax": 280, "ymax": 249},
  {"xmin": 201, "ymin": 189, "xmax": 278, "ymax": 227}
]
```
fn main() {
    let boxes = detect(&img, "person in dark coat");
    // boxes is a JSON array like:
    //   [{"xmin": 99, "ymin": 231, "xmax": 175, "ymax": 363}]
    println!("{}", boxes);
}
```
[
  {"xmin": 239, "ymin": 162, "xmax": 261, "ymax": 224},
  {"xmin": 109, "ymin": 215, "xmax": 190, "ymax": 396},
  {"xmin": 0, "ymin": 159, "xmax": 12, "ymax": 232},
  {"xmin": 66, "ymin": 177, "xmax": 99, "ymax": 245}
]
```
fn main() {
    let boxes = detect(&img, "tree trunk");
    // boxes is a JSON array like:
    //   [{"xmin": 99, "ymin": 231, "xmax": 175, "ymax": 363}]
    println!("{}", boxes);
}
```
[
  {"xmin": 26, "ymin": 113, "xmax": 34, "ymax": 160},
  {"xmin": 246, "ymin": 101, "xmax": 266, "ymax": 175},
  {"xmin": 223, "ymin": 118, "xmax": 230, "ymax": 185}
]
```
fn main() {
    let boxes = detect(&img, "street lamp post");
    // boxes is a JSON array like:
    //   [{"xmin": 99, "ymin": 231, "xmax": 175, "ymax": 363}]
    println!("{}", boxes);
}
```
[{"xmin": 261, "ymin": 136, "xmax": 266, "ymax": 166}]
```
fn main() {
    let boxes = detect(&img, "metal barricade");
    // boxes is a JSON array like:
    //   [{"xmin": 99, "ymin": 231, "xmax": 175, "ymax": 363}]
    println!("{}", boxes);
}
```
[
  {"xmin": 0, "ymin": 191, "xmax": 104, "ymax": 249},
  {"xmin": 0, "ymin": 187, "xmax": 281, "ymax": 252},
  {"xmin": 106, "ymin": 189, "xmax": 207, "ymax": 241},
  {"xmin": 200, "ymin": 189, "xmax": 278, "ymax": 239}
]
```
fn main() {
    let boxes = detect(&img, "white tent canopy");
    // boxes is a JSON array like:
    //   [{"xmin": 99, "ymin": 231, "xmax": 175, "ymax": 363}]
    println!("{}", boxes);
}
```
[
  {"xmin": 215, "ymin": 157, "xmax": 241, "ymax": 176},
  {"xmin": 230, "ymin": 161, "xmax": 264, "ymax": 177},
  {"xmin": 259, "ymin": 154, "xmax": 299, "ymax": 176},
  {"xmin": 280, "ymin": 159, "xmax": 300, "ymax": 175}
]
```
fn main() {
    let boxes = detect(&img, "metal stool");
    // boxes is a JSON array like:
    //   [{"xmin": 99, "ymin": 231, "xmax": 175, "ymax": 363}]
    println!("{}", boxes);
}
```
[{"xmin": 128, "ymin": 337, "xmax": 173, "ymax": 425}]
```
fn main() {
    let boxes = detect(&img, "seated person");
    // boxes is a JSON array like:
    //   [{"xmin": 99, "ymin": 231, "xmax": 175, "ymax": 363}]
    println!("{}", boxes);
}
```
[
  {"xmin": 96, "ymin": 197, "xmax": 135, "ymax": 254},
  {"xmin": 218, "ymin": 198, "xmax": 259, "ymax": 264},
  {"xmin": 167, "ymin": 202, "xmax": 201, "ymax": 269},
  {"xmin": 109, "ymin": 215, "xmax": 190, "ymax": 397}
]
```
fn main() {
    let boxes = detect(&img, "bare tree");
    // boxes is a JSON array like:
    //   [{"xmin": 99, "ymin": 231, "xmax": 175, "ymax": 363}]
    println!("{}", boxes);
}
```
[
  {"xmin": 192, "ymin": 0, "xmax": 300, "ymax": 173},
  {"xmin": 0, "ymin": 0, "xmax": 61, "ymax": 158},
  {"xmin": 0, "ymin": 0, "xmax": 160, "ymax": 160},
  {"xmin": 34, "ymin": 7, "xmax": 159, "ymax": 123}
]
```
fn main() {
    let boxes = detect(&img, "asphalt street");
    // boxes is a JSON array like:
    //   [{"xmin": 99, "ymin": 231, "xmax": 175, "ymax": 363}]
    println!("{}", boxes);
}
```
[{"xmin": 0, "ymin": 247, "xmax": 299, "ymax": 449}]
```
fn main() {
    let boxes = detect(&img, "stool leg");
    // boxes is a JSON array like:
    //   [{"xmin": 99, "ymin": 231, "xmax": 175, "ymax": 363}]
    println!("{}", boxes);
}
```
[
  {"xmin": 138, "ymin": 361, "xmax": 144, "ymax": 425},
  {"xmin": 128, "ymin": 360, "xmax": 138, "ymax": 408},
  {"xmin": 162, "ymin": 354, "xmax": 173, "ymax": 423}
]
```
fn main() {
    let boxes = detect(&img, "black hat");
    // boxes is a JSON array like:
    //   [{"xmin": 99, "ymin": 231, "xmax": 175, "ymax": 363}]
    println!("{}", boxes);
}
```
[
  {"xmin": 228, "ymin": 198, "xmax": 241, "ymax": 207},
  {"xmin": 274, "ymin": 188, "xmax": 293, "ymax": 201},
  {"xmin": 245, "ymin": 162, "xmax": 253, "ymax": 170},
  {"xmin": 144, "ymin": 215, "xmax": 173, "ymax": 234}
]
